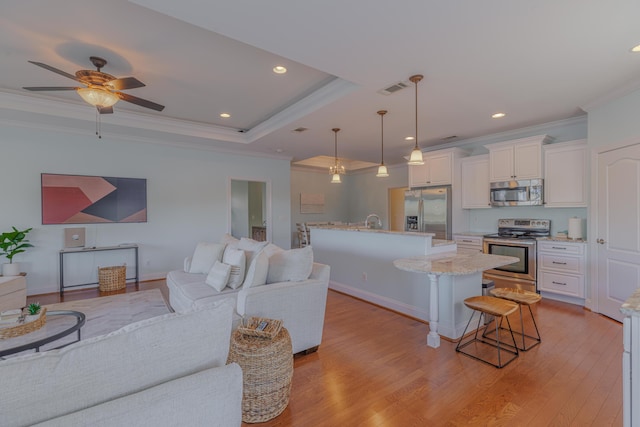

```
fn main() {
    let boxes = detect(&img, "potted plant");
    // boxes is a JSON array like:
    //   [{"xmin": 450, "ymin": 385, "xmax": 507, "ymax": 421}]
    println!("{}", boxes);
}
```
[{"xmin": 0, "ymin": 226, "xmax": 33, "ymax": 276}]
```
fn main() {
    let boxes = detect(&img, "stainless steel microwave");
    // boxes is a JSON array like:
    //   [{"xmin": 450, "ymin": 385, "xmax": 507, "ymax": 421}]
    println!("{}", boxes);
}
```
[{"xmin": 490, "ymin": 179, "xmax": 543, "ymax": 207}]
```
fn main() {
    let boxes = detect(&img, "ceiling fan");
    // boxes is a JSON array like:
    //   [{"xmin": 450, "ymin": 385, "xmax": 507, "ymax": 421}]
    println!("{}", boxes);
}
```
[{"xmin": 23, "ymin": 56, "xmax": 165, "ymax": 114}]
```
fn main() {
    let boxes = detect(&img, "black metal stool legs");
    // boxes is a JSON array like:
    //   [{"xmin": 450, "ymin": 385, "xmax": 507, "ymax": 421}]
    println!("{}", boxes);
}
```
[{"xmin": 456, "ymin": 310, "xmax": 519, "ymax": 369}]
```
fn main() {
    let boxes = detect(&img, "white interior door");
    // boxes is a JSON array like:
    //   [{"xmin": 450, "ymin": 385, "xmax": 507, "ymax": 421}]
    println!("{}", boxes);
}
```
[{"xmin": 596, "ymin": 143, "xmax": 640, "ymax": 321}]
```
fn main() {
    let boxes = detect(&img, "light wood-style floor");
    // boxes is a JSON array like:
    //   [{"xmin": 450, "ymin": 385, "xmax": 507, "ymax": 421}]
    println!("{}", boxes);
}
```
[{"xmin": 29, "ymin": 282, "xmax": 623, "ymax": 426}]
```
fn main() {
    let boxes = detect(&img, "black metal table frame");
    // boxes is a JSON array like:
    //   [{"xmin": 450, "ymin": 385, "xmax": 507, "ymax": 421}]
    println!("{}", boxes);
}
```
[
  {"xmin": 0, "ymin": 310, "xmax": 86, "ymax": 358},
  {"xmin": 59, "ymin": 245, "xmax": 139, "ymax": 296}
]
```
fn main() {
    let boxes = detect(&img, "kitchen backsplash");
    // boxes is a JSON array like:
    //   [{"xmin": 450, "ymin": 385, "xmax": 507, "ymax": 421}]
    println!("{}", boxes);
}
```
[{"xmin": 467, "ymin": 206, "xmax": 587, "ymax": 238}]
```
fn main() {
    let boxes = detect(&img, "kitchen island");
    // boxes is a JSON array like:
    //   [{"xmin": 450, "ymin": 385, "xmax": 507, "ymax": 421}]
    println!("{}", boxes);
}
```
[
  {"xmin": 394, "ymin": 252, "xmax": 518, "ymax": 348},
  {"xmin": 310, "ymin": 227, "xmax": 517, "ymax": 344}
]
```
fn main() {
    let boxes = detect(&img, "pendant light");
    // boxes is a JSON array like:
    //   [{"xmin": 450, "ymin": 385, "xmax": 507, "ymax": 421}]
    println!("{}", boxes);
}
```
[
  {"xmin": 376, "ymin": 110, "xmax": 389, "ymax": 177},
  {"xmin": 329, "ymin": 128, "xmax": 345, "ymax": 183},
  {"xmin": 408, "ymin": 74, "xmax": 425, "ymax": 165}
]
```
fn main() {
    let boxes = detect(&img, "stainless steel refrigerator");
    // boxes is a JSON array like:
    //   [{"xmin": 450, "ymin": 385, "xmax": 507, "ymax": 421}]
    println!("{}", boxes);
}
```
[{"xmin": 404, "ymin": 186, "xmax": 452, "ymax": 239}]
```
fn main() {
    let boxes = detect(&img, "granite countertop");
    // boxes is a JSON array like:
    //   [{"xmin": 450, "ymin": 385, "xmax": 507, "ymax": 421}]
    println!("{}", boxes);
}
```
[
  {"xmin": 309, "ymin": 225, "xmax": 436, "ymax": 238},
  {"xmin": 621, "ymin": 288, "xmax": 640, "ymax": 316},
  {"xmin": 393, "ymin": 251, "xmax": 519, "ymax": 276},
  {"xmin": 537, "ymin": 236, "xmax": 587, "ymax": 244}
]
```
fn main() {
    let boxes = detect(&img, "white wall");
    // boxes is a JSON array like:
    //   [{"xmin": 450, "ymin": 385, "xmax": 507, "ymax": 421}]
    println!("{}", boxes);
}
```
[
  {"xmin": 587, "ymin": 88, "xmax": 640, "ymax": 148},
  {"xmin": 1, "ymin": 125, "xmax": 291, "ymax": 295}
]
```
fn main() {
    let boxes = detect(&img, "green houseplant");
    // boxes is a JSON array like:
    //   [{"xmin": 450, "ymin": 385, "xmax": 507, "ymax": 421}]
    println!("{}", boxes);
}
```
[{"xmin": 0, "ymin": 226, "xmax": 33, "ymax": 276}]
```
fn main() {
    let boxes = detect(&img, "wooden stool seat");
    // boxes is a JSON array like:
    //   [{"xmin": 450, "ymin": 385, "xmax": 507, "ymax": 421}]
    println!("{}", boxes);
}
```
[
  {"xmin": 463, "ymin": 295, "xmax": 519, "ymax": 317},
  {"xmin": 489, "ymin": 288, "xmax": 542, "ymax": 351},
  {"xmin": 456, "ymin": 296, "xmax": 519, "ymax": 368},
  {"xmin": 490, "ymin": 288, "xmax": 542, "ymax": 306}
]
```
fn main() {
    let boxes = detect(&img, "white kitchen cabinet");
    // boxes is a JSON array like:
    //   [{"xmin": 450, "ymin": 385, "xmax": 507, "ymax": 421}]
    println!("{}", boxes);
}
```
[
  {"xmin": 460, "ymin": 155, "xmax": 490, "ymax": 209},
  {"xmin": 408, "ymin": 148, "xmax": 468, "ymax": 188},
  {"xmin": 485, "ymin": 135, "xmax": 550, "ymax": 182},
  {"xmin": 622, "ymin": 299, "xmax": 640, "ymax": 427},
  {"xmin": 544, "ymin": 139, "xmax": 588, "ymax": 208},
  {"xmin": 537, "ymin": 240, "xmax": 586, "ymax": 298},
  {"xmin": 453, "ymin": 234, "xmax": 484, "ymax": 252}
]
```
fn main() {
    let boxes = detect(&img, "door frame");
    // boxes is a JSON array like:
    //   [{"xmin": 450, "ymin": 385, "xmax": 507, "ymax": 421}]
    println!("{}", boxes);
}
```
[{"xmin": 589, "ymin": 136, "xmax": 640, "ymax": 314}]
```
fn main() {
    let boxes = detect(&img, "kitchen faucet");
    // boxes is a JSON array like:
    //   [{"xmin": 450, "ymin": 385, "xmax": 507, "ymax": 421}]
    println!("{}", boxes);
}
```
[{"xmin": 365, "ymin": 214, "xmax": 382, "ymax": 229}]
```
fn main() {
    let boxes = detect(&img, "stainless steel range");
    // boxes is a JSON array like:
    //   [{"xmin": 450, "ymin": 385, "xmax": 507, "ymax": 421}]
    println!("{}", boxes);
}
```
[{"xmin": 482, "ymin": 218, "xmax": 550, "ymax": 293}]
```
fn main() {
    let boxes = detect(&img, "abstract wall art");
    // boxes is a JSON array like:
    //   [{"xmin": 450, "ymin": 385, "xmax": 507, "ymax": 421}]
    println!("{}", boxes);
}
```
[{"xmin": 41, "ymin": 173, "xmax": 147, "ymax": 224}]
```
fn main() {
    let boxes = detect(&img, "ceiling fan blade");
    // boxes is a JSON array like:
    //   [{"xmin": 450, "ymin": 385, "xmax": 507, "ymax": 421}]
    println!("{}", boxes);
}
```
[
  {"xmin": 28, "ymin": 61, "xmax": 82, "ymax": 83},
  {"xmin": 23, "ymin": 86, "xmax": 79, "ymax": 91},
  {"xmin": 106, "ymin": 77, "xmax": 145, "ymax": 91},
  {"xmin": 116, "ymin": 92, "xmax": 165, "ymax": 112},
  {"xmin": 98, "ymin": 106, "xmax": 114, "ymax": 114}
]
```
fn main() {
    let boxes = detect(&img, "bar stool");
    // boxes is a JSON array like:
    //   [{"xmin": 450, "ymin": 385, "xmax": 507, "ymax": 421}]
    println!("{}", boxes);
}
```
[
  {"xmin": 489, "ymin": 288, "xmax": 542, "ymax": 351},
  {"xmin": 456, "ymin": 296, "xmax": 519, "ymax": 368}
]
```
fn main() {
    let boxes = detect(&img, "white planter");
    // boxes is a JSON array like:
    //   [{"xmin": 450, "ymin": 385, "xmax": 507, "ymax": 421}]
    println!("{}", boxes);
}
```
[{"xmin": 2, "ymin": 263, "xmax": 20, "ymax": 276}]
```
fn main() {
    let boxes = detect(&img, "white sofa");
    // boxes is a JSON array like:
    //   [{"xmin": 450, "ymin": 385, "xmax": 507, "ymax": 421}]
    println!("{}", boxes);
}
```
[
  {"xmin": 167, "ymin": 237, "xmax": 330, "ymax": 354},
  {"xmin": 0, "ymin": 299, "xmax": 242, "ymax": 427}
]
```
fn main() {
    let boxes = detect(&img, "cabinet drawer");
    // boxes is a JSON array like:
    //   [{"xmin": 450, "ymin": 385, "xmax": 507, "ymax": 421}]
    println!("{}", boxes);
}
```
[
  {"xmin": 538, "ymin": 253, "xmax": 583, "ymax": 273},
  {"xmin": 538, "ymin": 271, "xmax": 583, "ymax": 297},
  {"xmin": 538, "ymin": 241, "xmax": 584, "ymax": 255}
]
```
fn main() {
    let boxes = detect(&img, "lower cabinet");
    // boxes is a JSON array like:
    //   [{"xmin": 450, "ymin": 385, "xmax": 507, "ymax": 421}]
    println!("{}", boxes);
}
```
[{"xmin": 537, "ymin": 240, "xmax": 586, "ymax": 298}]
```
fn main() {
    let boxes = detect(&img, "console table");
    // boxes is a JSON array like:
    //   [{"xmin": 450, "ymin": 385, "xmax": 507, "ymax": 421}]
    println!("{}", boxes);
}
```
[{"xmin": 59, "ymin": 245, "xmax": 139, "ymax": 296}]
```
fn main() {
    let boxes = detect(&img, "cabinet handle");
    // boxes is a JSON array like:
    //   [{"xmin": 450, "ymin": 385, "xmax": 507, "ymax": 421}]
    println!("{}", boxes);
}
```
[
  {"xmin": 597, "ymin": 238, "xmax": 606, "ymax": 244},
  {"xmin": 552, "ymin": 281, "xmax": 567, "ymax": 286},
  {"xmin": 551, "ymin": 246, "xmax": 567, "ymax": 250},
  {"xmin": 462, "ymin": 240, "xmax": 473, "ymax": 243},
  {"xmin": 552, "ymin": 261, "xmax": 567, "ymax": 265}
]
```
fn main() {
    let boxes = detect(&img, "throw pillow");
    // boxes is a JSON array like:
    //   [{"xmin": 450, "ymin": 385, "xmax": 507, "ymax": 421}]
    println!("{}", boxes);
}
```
[
  {"xmin": 188, "ymin": 242, "xmax": 226, "ymax": 274},
  {"xmin": 223, "ymin": 247, "xmax": 246, "ymax": 289},
  {"xmin": 205, "ymin": 261, "xmax": 232, "ymax": 292},
  {"xmin": 267, "ymin": 245, "xmax": 314, "ymax": 284},
  {"xmin": 242, "ymin": 251, "xmax": 270, "ymax": 289}
]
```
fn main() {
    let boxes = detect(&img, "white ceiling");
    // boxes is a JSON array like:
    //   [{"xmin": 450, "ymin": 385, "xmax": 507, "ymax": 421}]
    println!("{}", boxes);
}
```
[{"xmin": 2, "ymin": 0, "xmax": 640, "ymax": 168}]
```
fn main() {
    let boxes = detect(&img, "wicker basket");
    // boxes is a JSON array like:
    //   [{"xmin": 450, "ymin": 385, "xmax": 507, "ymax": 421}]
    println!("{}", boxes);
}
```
[
  {"xmin": 238, "ymin": 317, "xmax": 283, "ymax": 339},
  {"xmin": 227, "ymin": 327, "xmax": 293, "ymax": 423},
  {"xmin": 98, "ymin": 265, "xmax": 126, "ymax": 292},
  {"xmin": 0, "ymin": 308, "xmax": 47, "ymax": 340}
]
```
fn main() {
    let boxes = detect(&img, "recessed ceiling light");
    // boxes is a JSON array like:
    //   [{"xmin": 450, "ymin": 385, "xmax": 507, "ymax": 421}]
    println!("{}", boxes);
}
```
[
  {"xmin": 220, "ymin": 113, "xmax": 231, "ymax": 118},
  {"xmin": 492, "ymin": 112, "xmax": 506, "ymax": 119},
  {"xmin": 405, "ymin": 136, "xmax": 415, "ymax": 141},
  {"xmin": 273, "ymin": 66, "xmax": 287, "ymax": 74},
  {"xmin": 631, "ymin": 44, "xmax": 640, "ymax": 52}
]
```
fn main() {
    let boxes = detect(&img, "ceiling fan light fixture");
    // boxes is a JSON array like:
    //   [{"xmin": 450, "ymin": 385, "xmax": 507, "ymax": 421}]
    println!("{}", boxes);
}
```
[{"xmin": 77, "ymin": 87, "xmax": 119, "ymax": 108}]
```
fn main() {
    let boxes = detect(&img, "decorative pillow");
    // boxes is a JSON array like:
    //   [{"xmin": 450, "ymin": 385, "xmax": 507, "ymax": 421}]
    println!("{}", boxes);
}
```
[
  {"xmin": 242, "ymin": 251, "xmax": 270, "ymax": 289},
  {"xmin": 267, "ymin": 245, "xmax": 314, "ymax": 284},
  {"xmin": 205, "ymin": 261, "xmax": 231, "ymax": 292},
  {"xmin": 238, "ymin": 237, "xmax": 269, "ymax": 266},
  {"xmin": 262, "ymin": 243, "xmax": 283, "ymax": 258},
  {"xmin": 188, "ymin": 242, "xmax": 226, "ymax": 274},
  {"xmin": 223, "ymin": 247, "xmax": 246, "ymax": 289}
]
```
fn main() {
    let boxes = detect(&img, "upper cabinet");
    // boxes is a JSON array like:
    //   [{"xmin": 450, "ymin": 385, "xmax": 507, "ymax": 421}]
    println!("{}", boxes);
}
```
[
  {"xmin": 485, "ymin": 135, "xmax": 551, "ymax": 182},
  {"xmin": 408, "ymin": 148, "xmax": 468, "ymax": 188},
  {"xmin": 460, "ymin": 155, "xmax": 491, "ymax": 209},
  {"xmin": 544, "ymin": 139, "xmax": 588, "ymax": 208}
]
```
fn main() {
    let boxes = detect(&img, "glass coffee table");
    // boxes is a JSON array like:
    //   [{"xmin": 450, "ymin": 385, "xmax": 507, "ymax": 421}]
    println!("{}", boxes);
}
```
[{"xmin": 0, "ymin": 310, "xmax": 86, "ymax": 358}]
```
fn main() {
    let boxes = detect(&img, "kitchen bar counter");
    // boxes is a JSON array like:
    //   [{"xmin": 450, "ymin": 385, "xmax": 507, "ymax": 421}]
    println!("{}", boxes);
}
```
[
  {"xmin": 310, "ymin": 227, "xmax": 517, "ymax": 346},
  {"xmin": 394, "ymin": 252, "xmax": 518, "ymax": 348},
  {"xmin": 621, "ymin": 288, "xmax": 640, "ymax": 316},
  {"xmin": 394, "ymin": 252, "xmax": 518, "ymax": 276}
]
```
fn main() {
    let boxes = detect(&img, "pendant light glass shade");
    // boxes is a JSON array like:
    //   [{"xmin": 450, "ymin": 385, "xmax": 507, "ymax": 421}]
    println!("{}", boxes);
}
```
[
  {"xmin": 407, "ymin": 74, "xmax": 424, "ymax": 165},
  {"xmin": 376, "ymin": 110, "xmax": 389, "ymax": 177},
  {"xmin": 329, "ymin": 128, "xmax": 345, "ymax": 183},
  {"xmin": 77, "ymin": 87, "xmax": 119, "ymax": 108}
]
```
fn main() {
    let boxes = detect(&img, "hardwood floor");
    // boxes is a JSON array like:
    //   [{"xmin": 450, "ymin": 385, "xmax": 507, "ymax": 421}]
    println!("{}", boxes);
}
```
[{"xmin": 28, "ymin": 283, "xmax": 623, "ymax": 426}]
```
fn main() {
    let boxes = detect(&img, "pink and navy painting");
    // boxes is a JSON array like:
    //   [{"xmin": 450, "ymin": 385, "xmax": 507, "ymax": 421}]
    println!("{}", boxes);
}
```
[{"xmin": 41, "ymin": 173, "xmax": 147, "ymax": 224}]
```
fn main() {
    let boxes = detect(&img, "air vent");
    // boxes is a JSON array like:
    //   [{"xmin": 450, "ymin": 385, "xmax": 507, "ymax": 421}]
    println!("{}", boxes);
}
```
[
  {"xmin": 292, "ymin": 127, "xmax": 308, "ymax": 133},
  {"xmin": 441, "ymin": 135, "xmax": 458, "ymax": 141},
  {"xmin": 378, "ymin": 81, "xmax": 409, "ymax": 96}
]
